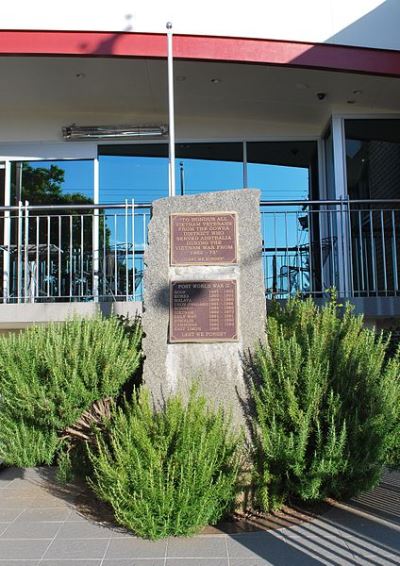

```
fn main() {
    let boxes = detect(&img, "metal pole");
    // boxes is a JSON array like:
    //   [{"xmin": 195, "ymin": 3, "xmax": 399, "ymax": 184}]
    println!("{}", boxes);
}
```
[
  {"xmin": 167, "ymin": 21, "xmax": 176, "ymax": 197},
  {"xmin": 3, "ymin": 160, "xmax": 11, "ymax": 303},
  {"xmin": 179, "ymin": 161, "xmax": 185, "ymax": 196}
]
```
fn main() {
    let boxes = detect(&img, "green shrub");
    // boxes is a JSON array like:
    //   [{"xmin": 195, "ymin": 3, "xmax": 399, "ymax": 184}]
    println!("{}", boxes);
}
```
[
  {"xmin": 0, "ymin": 316, "xmax": 142, "ymax": 467},
  {"xmin": 88, "ymin": 387, "xmax": 241, "ymax": 539},
  {"xmin": 251, "ymin": 297, "xmax": 400, "ymax": 511}
]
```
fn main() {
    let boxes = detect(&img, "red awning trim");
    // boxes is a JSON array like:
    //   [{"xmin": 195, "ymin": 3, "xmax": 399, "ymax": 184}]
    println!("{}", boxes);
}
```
[{"xmin": 0, "ymin": 30, "xmax": 399, "ymax": 76}]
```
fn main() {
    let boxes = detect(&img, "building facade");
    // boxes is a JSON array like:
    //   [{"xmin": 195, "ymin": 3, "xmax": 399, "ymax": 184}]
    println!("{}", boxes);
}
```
[{"xmin": 1, "ymin": 0, "xmax": 400, "ymax": 328}]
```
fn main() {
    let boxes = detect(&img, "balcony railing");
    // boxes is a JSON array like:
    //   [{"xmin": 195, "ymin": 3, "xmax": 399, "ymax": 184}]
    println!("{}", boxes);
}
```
[
  {"xmin": 261, "ymin": 198, "xmax": 400, "ymax": 300},
  {"xmin": 0, "ymin": 202, "xmax": 150, "ymax": 303},
  {"xmin": 0, "ymin": 199, "xmax": 399, "ymax": 304}
]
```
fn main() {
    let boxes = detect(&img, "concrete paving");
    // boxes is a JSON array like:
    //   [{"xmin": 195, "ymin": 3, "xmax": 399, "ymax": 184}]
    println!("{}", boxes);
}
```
[{"xmin": 0, "ymin": 467, "xmax": 399, "ymax": 565}]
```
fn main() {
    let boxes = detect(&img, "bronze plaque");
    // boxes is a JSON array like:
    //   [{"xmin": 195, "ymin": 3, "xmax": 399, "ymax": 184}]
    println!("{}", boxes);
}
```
[
  {"xmin": 170, "ymin": 212, "xmax": 237, "ymax": 265},
  {"xmin": 169, "ymin": 280, "xmax": 238, "ymax": 343}
]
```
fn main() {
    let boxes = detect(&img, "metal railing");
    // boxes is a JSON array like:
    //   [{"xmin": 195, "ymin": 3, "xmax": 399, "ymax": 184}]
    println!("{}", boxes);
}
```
[
  {"xmin": 261, "ymin": 198, "xmax": 400, "ymax": 299},
  {"xmin": 0, "ymin": 201, "xmax": 151, "ymax": 303},
  {"xmin": 0, "ymin": 198, "xmax": 399, "ymax": 304}
]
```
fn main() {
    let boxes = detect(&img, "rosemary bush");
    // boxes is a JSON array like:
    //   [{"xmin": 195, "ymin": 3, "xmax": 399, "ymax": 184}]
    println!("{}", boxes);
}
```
[
  {"xmin": 251, "ymin": 297, "xmax": 400, "ymax": 511},
  {"xmin": 88, "ymin": 387, "xmax": 241, "ymax": 539},
  {"xmin": 0, "ymin": 316, "xmax": 142, "ymax": 467}
]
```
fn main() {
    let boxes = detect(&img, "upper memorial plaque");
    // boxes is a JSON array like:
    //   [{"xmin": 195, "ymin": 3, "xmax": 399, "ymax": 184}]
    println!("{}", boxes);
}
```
[{"xmin": 170, "ymin": 212, "xmax": 238, "ymax": 265}]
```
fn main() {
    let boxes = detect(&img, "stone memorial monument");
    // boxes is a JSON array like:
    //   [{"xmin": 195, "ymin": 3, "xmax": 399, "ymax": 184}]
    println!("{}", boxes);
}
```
[{"xmin": 142, "ymin": 189, "xmax": 266, "ymax": 427}]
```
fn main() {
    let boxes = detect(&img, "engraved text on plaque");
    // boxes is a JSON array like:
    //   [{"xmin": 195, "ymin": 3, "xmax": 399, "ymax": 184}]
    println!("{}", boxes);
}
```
[
  {"xmin": 170, "ymin": 212, "xmax": 237, "ymax": 265},
  {"xmin": 169, "ymin": 280, "xmax": 238, "ymax": 343}
]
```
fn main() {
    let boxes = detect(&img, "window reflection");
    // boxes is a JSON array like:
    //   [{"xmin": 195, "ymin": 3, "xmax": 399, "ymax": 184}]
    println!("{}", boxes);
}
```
[
  {"xmin": 11, "ymin": 160, "xmax": 94, "ymax": 205},
  {"xmin": 345, "ymin": 119, "xmax": 400, "ymax": 201},
  {"xmin": 175, "ymin": 143, "xmax": 243, "ymax": 195},
  {"xmin": 99, "ymin": 144, "xmax": 168, "ymax": 204},
  {"xmin": 345, "ymin": 119, "xmax": 400, "ymax": 296}
]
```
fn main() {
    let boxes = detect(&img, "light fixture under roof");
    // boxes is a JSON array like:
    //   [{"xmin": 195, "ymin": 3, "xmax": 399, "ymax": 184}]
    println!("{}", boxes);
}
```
[{"xmin": 62, "ymin": 124, "xmax": 168, "ymax": 141}]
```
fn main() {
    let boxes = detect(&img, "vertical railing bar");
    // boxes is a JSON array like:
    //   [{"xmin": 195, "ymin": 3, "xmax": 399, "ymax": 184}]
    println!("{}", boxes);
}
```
[
  {"xmin": 392, "ymin": 209, "xmax": 399, "ymax": 292},
  {"xmin": 47, "ymin": 215, "xmax": 50, "ymax": 298},
  {"xmin": 273, "ymin": 212, "xmax": 277, "ymax": 297},
  {"xmin": 319, "ymin": 209, "xmax": 325, "ymax": 294},
  {"xmin": 131, "ymin": 200, "xmax": 135, "ymax": 301},
  {"xmin": 346, "ymin": 199, "xmax": 354, "ymax": 298},
  {"xmin": 329, "ymin": 209, "xmax": 335, "ymax": 291},
  {"xmin": 358, "ymin": 210, "xmax": 365, "ymax": 295},
  {"xmin": 93, "ymin": 156, "xmax": 100, "ymax": 303},
  {"xmin": 284, "ymin": 211, "xmax": 289, "ymax": 296},
  {"xmin": 80, "ymin": 215, "xmax": 84, "ymax": 298},
  {"xmin": 364, "ymin": 236, "xmax": 370, "ymax": 297},
  {"xmin": 58, "ymin": 215, "xmax": 62, "ymax": 297},
  {"xmin": 125, "ymin": 200, "xmax": 129, "ymax": 301},
  {"xmin": 103, "ymin": 214, "xmax": 107, "ymax": 298},
  {"xmin": 295, "ymin": 210, "xmax": 301, "ymax": 295},
  {"xmin": 35, "ymin": 216, "xmax": 40, "ymax": 302},
  {"xmin": 380, "ymin": 209, "xmax": 388, "ymax": 296},
  {"xmin": 92, "ymin": 207, "xmax": 100, "ymax": 303},
  {"xmin": 114, "ymin": 214, "xmax": 118, "ymax": 297},
  {"xmin": 142, "ymin": 211, "xmax": 147, "ymax": 301},
  {"xmin": 69, "ymin": 215, "xmax": 73, "ymax": 300},
  {"xmin": 16, "ymin": 201, "xmax": 23, "ymax": 303},
  {"xmin": 23, "ymin": 201, "xmax": 29, "ymax": 303},
  {"xmin": 369, "ymin": 210, "xmax": 377, "ymax": 295},
  {"xmin": 307, "ymin": 206, "xmax": 312, "ymax": 296},
  {"xmin": 261, "ymin": 211, "xmax": 265, "ymax": 295},
  {"xmin": 339, "ymin": 198, "xmax": 346, "ymax": 299},
  {"xmin": 2, "ymin": 160, "xmax": 11, "ymax": 303}
]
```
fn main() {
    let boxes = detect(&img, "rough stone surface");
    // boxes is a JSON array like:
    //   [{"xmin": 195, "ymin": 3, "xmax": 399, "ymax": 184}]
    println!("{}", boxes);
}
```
[{"xmin": 142, "ymin": 189, "xmax": 266, "ymax": 427}]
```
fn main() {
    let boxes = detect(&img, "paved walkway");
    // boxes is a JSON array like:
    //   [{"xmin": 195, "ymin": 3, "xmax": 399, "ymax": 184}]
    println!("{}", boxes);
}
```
[{"xmin": 0, "ymin": 467, "xmax": 399, "ymax": 565}]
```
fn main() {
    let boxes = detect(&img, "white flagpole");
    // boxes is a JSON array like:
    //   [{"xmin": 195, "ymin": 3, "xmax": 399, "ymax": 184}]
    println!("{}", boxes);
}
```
[{"xmin": 166, "ymin": 21, "xmax": 176, "ymax": 197}]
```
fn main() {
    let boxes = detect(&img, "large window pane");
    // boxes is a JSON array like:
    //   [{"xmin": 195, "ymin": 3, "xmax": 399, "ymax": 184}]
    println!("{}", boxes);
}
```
[
  {"xmin": 175, "ymin": 143, "xmax": 243, "ymax": 195},
  {"xmin": 345, "ymin": 119, "xmax": 400, "ymax": 200},
  {"xmin": 99, "ymin": 144, "xmax": 168, "ymax": 204},
  {"xmin": 345, "ymin": 119, "xmax": 400, "ymax": 296},
  {"xmin": 11, "ymin": 160, "xmax": 94, "ymax": 205},
  {"xmin": 247, "ymin": 141, "xmax": 314, "ymax": 201}
]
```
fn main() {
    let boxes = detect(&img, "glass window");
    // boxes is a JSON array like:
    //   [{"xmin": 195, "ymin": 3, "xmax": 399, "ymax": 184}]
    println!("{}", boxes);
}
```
[
  {"xmin": 175, "ymin": 143, "xmax": 243, "ymax": 195},
  {"xmin": 247, "ymin": 141, "xmax": 315, "ymax": 201},
  {"xmin": 345, "ymin": 119, "xmax": 400, "ymax": 296},
  {"xmin": 11, "ymin": 160, "xmax": 94, "ymax": 205},
  {"xmin": 99, "ymin": 144, "xmax": 168, "ymax": 204},
  {"xmin": 345, "ymin": 119, "xmax": 400, "ymax": 200}
]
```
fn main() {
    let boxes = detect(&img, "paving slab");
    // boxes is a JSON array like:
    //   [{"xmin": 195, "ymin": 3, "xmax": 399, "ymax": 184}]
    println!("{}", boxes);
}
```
[
  {"xmin": 0, "ymin": 538, "xmax": 51, "ymax": 559},
  {"xmin": 105, "ymin": 538, "xmax": 167, "ymax": 559},
  {"xmin": 0, "ymin": 520, "xmax": 61, "ymax": 539},
  {"xmin": 167, "ymin": 536, "xmax": 227, "ymax": 558},
  {"xmin": 166, "ymin": 561, "xmax": 229, "ymax": 566},
  {"xmin": 42, "ymin": 537, "xmax": 110, "ymax": 560},
  {"xmin": 15, "ymin": 507, "xmax": 72, "ymax": 522},
  {"xmin": 56, "ymin": 520, "xmax": 115, "ymax": 539}
]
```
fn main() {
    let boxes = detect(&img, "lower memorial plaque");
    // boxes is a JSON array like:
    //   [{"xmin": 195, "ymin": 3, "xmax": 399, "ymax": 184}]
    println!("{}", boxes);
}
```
[{"xmin": 169, "ymin": 280, "xmax": 238, "ymax": 343}]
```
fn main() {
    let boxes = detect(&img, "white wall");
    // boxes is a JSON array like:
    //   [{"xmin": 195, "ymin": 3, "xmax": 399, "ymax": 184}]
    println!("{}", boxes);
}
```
[
  {"xmin": 2, "ymin": 1, "xmax": 400, "ymax": 52},
  {"xmin": 0, "ymin": 111, "xmax": 322, "ymax": 147}
]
